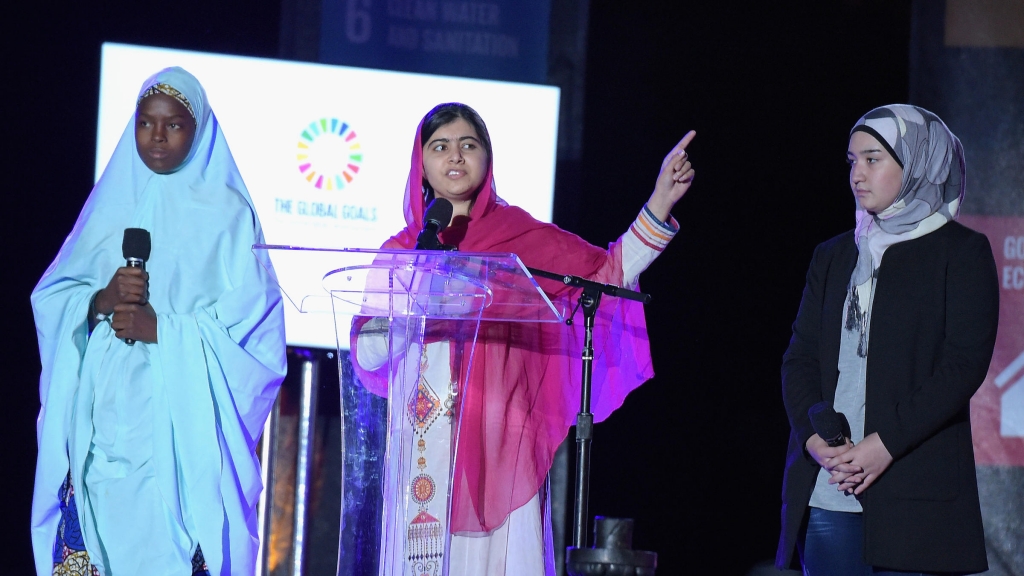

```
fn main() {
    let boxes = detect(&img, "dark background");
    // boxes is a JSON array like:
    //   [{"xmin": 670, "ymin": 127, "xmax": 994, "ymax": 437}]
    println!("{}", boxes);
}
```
[{"xmin": 4, "ymin": 1, "xmax": 913, "ymax": 574}]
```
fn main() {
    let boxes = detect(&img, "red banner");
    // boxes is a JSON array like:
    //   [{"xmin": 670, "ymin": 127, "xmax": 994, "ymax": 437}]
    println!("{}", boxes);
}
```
[{"xmin": 960, "ymin": 215, "xmax": 1024, "ymax": 466}]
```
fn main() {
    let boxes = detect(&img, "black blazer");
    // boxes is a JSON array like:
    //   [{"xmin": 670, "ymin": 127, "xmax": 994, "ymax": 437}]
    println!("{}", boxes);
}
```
[{"xmin": 776, "ymin": 221, "xmax": 998, "ymax": 573}]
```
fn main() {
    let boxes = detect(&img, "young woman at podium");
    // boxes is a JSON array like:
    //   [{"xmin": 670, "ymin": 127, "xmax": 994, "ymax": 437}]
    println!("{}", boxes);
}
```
[{"xmin": 352, "ymin": 102, "xmax": 695, "ymax": 575}]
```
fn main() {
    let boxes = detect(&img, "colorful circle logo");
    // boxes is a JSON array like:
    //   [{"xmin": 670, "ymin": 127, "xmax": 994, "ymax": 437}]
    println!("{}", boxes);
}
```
[{"xmin": 296, "ymin": 118, "xmax": 362, "ymax": 190}]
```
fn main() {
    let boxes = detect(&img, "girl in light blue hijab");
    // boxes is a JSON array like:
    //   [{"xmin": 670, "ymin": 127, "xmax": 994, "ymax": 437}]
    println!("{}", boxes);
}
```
[{"xmin": 31, "ymin": 67, "xmax": 286, "ymax": 576}]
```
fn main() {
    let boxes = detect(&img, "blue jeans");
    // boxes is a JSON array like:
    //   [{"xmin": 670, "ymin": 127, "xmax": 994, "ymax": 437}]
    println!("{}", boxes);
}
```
[{"xmin": 800, "ymin": 507, "xmax": 953, "ymax": 576}]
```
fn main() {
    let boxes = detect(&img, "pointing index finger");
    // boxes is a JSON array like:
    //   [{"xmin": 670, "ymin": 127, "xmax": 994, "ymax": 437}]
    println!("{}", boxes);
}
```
[{"xmin": 674, "ymin": 130, "xmax": 696, "ymax": 155}]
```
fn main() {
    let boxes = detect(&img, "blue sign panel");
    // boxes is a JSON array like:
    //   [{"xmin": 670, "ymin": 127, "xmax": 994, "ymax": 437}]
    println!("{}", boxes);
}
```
[{"xmin": 320, "ymin": 0, "xmax": 551, "ymax": 83}]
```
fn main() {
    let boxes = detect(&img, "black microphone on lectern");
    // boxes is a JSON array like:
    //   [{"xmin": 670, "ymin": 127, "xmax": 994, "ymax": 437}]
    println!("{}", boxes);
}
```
[
  {"xmin": 121, "ymin": 228, "xmax": 151, "ymax": 346},
  {"xmin": 808, "ymin": 401, "xmax": 851, "ymax": 447},
  {"xmin": 415, "ymin": 198, "xmax": 454, "ymax": 250}
]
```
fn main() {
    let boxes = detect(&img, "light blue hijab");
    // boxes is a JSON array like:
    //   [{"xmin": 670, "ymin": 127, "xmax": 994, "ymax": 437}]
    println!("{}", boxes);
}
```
[{"xmin": 31, "ymin": 67, "xmax": 286, "ymax": 575}]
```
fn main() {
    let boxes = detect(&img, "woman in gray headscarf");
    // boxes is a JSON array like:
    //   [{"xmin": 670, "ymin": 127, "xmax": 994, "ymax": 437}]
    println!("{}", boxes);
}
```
[{"xmin": 776, "ymin": 105, "xmax": 998, "ymax": 575}]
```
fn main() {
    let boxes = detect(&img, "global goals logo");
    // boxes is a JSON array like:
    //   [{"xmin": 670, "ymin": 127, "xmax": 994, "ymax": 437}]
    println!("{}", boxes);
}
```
[{"xmin": 296, "ymin": 118, "xmax": 363, "ymax": 190}]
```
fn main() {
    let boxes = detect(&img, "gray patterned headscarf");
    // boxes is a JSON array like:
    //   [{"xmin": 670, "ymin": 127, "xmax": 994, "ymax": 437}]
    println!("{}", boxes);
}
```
[{"xmin": 845, "ymin": 104, "xmax": 965, "ymax": 355}]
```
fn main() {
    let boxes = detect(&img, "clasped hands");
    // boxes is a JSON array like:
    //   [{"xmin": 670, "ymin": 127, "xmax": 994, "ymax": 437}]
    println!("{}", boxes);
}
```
[
  {"xmin": 94, "ymin": 266, "xmax": 158, "ymax": 344},
  {"xmin": 805, "ymin": 432, "xmax": 893, "ymax": 496}
]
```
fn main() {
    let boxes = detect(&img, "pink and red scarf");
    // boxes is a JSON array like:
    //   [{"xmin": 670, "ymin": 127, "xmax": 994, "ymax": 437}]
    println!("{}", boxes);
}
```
[{"xmin": 352, "ymin": 113, "xmax": 654, "ymax": 534}]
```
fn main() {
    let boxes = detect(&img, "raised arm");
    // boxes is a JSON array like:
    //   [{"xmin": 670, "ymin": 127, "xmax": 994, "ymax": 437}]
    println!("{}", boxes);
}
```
[{"xmin": 646, "ymin": 131, "xmax": 696, "ymax": 223}]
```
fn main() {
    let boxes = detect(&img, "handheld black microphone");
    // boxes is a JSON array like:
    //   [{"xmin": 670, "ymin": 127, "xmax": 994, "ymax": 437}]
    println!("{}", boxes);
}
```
[
  {"xmin": 808, "ymin": 401, "xmax": 851, "ymax": 448},
  {"xmin": 415, "ymin": 198, "xmax": 454, "ymax": 250},
  {"xmin": 122, "ymin": 228, "xmax": 151, "ymax": 346}
]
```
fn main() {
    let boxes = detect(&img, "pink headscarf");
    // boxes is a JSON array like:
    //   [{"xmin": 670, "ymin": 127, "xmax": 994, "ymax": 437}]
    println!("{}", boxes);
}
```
[{"xmin": 352, "ymin": 106, "xmax": 654, "ymax": 534}]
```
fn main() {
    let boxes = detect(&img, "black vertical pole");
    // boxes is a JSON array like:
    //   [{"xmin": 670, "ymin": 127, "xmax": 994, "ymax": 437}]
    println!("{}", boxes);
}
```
[
  {"xmin": 523, "ymin": 266, "xmax": 650, "ymax": 567},
  {"xmin": 523, "ymin": 267, "xmax": 651, "ymax": 573},
  {"xmin": 571, "ymin": 289, "xmax": 601, "ymax": 549}
]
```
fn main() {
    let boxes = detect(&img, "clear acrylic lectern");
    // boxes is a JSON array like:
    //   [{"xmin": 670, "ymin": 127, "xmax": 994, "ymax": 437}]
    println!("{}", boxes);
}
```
[{"xmin": 254, "ymin": 246, "xmax": 564, "ymax": 576}]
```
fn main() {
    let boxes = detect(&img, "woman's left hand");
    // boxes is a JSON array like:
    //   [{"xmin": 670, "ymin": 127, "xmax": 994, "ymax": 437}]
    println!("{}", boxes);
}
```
[
  {"xmin": 826, "ymin": 432, "xmax": 893, "ymax": 495},
  {"xmin": 647, "ymin": 130, "xmax": 696, "ymax": 222},
  {"xmin": 111, "ymin": 302, "xmax": 159, "ymax": 344}
]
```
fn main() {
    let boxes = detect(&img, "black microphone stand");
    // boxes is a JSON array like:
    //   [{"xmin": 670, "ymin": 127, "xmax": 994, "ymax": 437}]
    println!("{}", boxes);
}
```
[{"xmin": 528, "ymin": 267, "xmax": 657, "ymax": 575}]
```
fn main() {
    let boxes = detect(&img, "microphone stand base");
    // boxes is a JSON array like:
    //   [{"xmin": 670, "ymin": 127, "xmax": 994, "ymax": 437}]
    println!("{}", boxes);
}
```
[{"xmin": 566, "ymin": 547, "xmax": 657, "ymax": 576}]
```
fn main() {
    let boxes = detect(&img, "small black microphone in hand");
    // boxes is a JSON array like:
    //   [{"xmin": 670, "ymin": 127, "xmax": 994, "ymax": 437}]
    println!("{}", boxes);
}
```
[
  {"xmin": 808, "ymin": 401, "xmax": 852, "ymax": 447},
  {"xmin": 415, "ymin": 198, "xmax": 454, "ymax": 250},
  {"xmin": 121, "ymin": 228, "xmax": 151, "ymax": 346}
]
